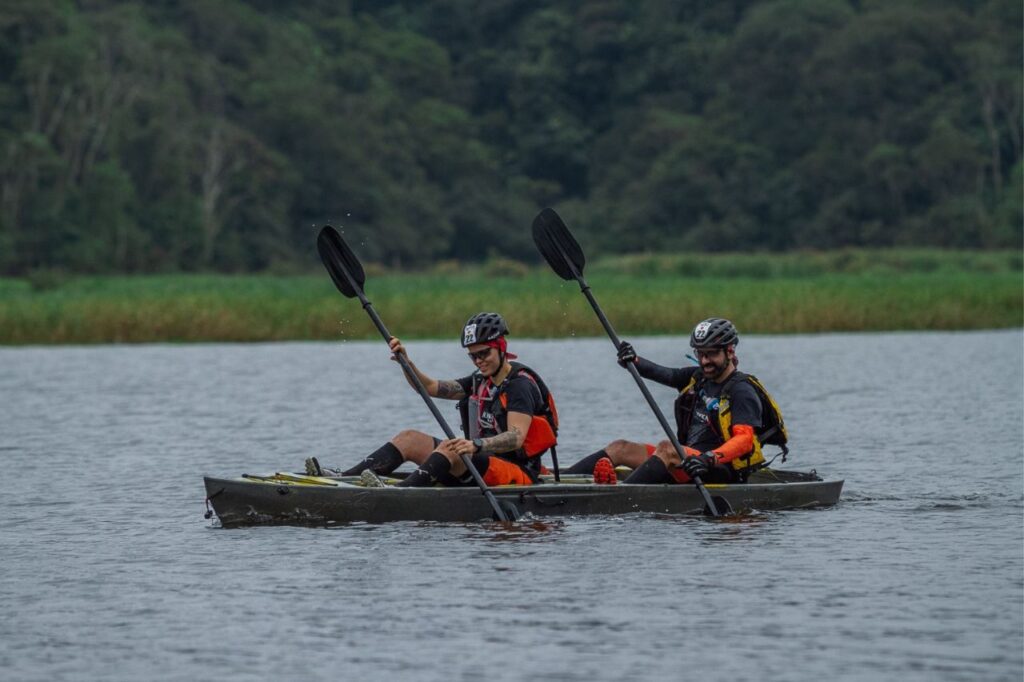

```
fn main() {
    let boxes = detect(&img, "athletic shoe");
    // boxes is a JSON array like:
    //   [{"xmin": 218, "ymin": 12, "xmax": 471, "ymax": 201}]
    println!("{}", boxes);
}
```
[
  {"xmin": 304, "ymin": 457, "xmax": 342, "ymax": 477},
  {"xmin": 592, "ymin": 457, "xmax": 617, "ymax": 485},
  {"xmin": 360, "ymin": 469, "xmax": 386, "ymax": 488}
]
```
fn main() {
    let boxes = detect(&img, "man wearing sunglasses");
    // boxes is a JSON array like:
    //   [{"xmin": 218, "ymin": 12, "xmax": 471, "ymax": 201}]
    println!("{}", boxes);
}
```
[
  {"xmin": 307, "ymin": 312, "xmax": 557, "ymax": 487},
  {"xmin": 564, "ymin": 317, "xmax": 785, "ymax": 485}
]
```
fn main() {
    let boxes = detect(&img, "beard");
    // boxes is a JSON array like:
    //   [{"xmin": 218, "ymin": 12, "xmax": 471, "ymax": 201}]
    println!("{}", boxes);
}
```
[{"xmin": 701, "ymin": 356, "xmax": 731, "ymax": 381}]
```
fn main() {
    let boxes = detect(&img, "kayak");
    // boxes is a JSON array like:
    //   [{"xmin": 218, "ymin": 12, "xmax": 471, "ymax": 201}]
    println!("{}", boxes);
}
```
[{"xmin": 203, "ymin": 468, "xmax": 843, "ymax": 526}]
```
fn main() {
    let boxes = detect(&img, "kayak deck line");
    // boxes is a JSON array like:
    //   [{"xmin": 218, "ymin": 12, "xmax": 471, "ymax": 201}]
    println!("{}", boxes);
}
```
[{"xmin": 205, "ymin": 468, "xmax": 843, "ymax": 526}]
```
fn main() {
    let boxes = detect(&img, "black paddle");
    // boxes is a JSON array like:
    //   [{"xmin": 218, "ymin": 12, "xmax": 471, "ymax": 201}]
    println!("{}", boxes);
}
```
[
  {"xmin": 316, "ymin": 225, "xmax": 516, "ymax": 523},
  {"xmin": 531, "ymin": 208, "xmax": 731, "ymax": 517}
]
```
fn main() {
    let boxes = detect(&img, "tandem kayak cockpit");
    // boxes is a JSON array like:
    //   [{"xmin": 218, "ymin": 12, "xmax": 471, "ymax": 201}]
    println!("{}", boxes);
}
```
[{"xmin": 202, "ymin": 468, "xmax": 844, "ymax": 527}]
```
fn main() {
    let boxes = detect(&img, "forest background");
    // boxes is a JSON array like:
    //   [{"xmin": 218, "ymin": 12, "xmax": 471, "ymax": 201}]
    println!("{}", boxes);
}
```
[{"xmin": 0, "ymin": 0, "xmax": 1020, "ymax": 342}]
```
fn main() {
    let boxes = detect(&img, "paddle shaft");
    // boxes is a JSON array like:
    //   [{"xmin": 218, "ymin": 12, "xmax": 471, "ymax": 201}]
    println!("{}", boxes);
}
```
[
  {"xmin": 556, "ymin": 250, "xmax": 721, "ymax": 515},
  {"xmin": 331, "ymin": 250, "xmax": 510, "ymax": 522},
  {"xmin": 361, "ymin": 299, "xmax": 456, "ymax": 439}
]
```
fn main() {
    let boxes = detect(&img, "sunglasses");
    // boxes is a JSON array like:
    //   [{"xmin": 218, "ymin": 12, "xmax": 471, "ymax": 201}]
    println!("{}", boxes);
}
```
[
  {"xmin": 467, "ymin": 348, "xmax": 494, "ymax": 362},
  {"xmin": 693, "ymin": 348, "xmax": 726, "ymax": 359}
]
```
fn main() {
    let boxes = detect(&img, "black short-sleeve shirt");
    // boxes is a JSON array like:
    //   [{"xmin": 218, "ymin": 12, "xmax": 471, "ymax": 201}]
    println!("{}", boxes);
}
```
[{"xmin": 456, "ymin": 372, "xmax": 544, "ymax": 438}]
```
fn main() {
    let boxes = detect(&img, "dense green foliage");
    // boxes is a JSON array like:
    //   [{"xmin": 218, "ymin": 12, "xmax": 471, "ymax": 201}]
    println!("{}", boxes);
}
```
[
  {"xmin": 1, "ymin": 0, "xmax": 1020, "ymax": 275},
  {"xmin": 1, "ymin": 249, "xmax": 1020, "ymax": 343}
]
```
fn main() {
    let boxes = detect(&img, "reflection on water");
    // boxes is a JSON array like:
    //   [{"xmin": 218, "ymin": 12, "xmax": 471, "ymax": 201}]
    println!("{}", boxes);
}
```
[
  {"xmin": 650, "ymin": 508, "xmax": 774, "ymax": 541},
  {"xmin": 1, "ymin": 330, "xmax": 1021, "ymax": 681},
  {"xmin": 479, "ymin": 518, "xmax": 567, "ymax": 543}
]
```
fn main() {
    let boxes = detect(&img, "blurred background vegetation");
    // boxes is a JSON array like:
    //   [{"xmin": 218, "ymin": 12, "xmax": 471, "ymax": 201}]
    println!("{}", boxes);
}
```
[
  {"xmin": 1, "ymin": 0, "xmax": 1020, "ymax": 277},
  {"xmin": 2, "ymin": 250, "xmax": 1020, "ymax": 344}
]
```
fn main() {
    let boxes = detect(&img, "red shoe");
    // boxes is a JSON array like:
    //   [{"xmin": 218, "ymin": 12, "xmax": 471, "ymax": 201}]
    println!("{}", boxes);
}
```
[{"xmin": 592, "ymin": 457, "xmax": 617, "ymax": 485}]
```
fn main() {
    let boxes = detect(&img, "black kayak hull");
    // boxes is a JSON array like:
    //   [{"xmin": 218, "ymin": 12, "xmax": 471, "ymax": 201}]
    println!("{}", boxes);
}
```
[{"xmin": 203, "ymin": 470, "xmax": 844, "ymax": 526}]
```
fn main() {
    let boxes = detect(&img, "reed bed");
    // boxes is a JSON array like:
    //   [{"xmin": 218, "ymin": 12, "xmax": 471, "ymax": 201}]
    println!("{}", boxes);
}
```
[{"xmin": 1, "ymin": 255, "xmax": 1020, "ymax": 345}]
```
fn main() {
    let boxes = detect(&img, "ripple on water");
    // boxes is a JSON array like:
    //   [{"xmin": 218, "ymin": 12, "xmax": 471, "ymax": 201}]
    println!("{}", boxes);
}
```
[{"xmin": 1, "ymin": 331, "xmax": 1022, "ymax": 682}]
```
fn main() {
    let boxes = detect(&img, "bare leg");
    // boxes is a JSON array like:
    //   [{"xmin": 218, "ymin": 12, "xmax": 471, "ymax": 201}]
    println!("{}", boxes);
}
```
[
  {"xmin": 394, "ymin": 439, "xmax": 462, "ymax": 488},
  {"xmin": 390, "ymin": 429, "xmax": 440, "ymax": 465},
  {"xmin": 336, "ymin": 429, "xmax": 439, "ymax": 476},
  {"xmin": 564, "ymin": 438, "xmax": 652, "ymax": 474},
  {"xmin": 652, "ymin": 439, "xmax": 699, "ymax": 468},
  {"xmin": 432, "ymin": 439, "xmax": 466, "ymax": 477},
  {"xmin": 620, "ymin": 439, "xmax": 701, "ymax": 484},
  {"xmin": 605, "ymin": 439, "xmax": 655, "ymax": 469}
]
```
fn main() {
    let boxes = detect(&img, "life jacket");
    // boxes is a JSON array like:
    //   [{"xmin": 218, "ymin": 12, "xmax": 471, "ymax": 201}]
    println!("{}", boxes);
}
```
[
  {"xmin": 673, "ymin": 369, "xmax": 788, "ymax": 472},
  {"xmin": 458, "ymin": 362, "xmax": 559, "ymax": 462}
]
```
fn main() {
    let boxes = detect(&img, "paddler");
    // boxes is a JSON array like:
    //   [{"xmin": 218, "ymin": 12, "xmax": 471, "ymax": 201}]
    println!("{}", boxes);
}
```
[
  {"xmin": 307, "ymin": 312, "xmax": 558, "ymax": 487},
  {"xmin": 564, "ymin": 317, "xmax": 787, "ymax": 485}
]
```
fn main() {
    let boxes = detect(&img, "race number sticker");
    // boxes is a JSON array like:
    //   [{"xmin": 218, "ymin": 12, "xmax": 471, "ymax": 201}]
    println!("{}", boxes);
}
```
[
  {"xmin": 693, "ymin": 320, "xmax": 712, "ymax": 341},
  {"xmin": 463, "ymin": 323, "xmax": 478, "ymax": 346}
]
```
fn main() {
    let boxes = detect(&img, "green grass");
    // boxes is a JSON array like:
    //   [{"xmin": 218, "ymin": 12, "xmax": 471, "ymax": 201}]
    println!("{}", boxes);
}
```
[
  {"xmin": 587, "ymin": 248, "xmax": 1023, "ymax": 278},
  {"xmin": 1, "ymin": 249, "xmax": 1021, "ymax": 344}
]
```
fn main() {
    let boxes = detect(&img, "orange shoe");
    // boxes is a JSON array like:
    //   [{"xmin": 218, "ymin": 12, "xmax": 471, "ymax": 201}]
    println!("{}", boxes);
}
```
[{"xmin": 592, "ymin": 457, "xmax": 617, "ymax": 485}]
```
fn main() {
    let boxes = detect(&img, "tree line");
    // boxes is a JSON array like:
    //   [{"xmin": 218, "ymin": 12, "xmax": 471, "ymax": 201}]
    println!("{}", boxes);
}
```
[{"xmin": 0, "ymin": 0, "xmax": 1020, "ymax": 275}]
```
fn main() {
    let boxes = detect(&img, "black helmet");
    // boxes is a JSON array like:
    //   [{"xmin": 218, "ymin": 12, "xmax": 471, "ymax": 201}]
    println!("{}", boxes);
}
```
[
  {"xmin": 461, "ymin": 312, "xmax": 509, "ymax": 347},
  {"xmin": 690, "ymin": 318, "xmax": 739, "ymax": 348}
]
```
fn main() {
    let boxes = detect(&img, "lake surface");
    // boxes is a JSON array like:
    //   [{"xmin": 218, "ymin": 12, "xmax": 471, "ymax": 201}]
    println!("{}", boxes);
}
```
[{"xmin": 1, "ymin": 330, "xmax": 1022, "ymax": 682}]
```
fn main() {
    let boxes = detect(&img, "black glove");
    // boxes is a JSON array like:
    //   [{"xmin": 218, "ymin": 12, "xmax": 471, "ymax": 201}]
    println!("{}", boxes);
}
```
[
  {"xmin": 617, "ymin": 341, "xmax": 637, "ymax": 367},
  {"xmin": 681, "ymin": 452, "xmax": 717, "ymax": 478}
]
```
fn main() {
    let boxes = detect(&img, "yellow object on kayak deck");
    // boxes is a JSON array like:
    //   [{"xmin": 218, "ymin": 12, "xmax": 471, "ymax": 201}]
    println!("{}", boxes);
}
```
[
  {"xmin": 240, "ymin": 473, "xmax": 338, "ymax": 487},
  {"xmin": 272, "ymin": 472, "xmax": 339, "ymax": 486}
]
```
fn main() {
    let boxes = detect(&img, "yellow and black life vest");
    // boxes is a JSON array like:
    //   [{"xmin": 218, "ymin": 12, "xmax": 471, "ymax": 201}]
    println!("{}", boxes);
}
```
[{"xmin": 673, "ymin": 370, "xmax": 788, "ymax": 472}]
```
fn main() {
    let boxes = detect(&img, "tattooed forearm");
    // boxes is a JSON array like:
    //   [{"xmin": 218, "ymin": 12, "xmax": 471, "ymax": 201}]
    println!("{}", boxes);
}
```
[
  {"xmin": 482, "ymin": 426, "xmax": 523, "ymax": 453},
  {"xmin": 435, "ymin": 380, "xmax": 466, "ymax": 400}
]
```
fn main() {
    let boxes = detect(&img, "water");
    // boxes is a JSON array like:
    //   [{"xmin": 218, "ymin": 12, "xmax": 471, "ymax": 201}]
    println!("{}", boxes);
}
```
[{"xmin": 1, "ymin": 331, "xmax": 1021, "ymax": 682}]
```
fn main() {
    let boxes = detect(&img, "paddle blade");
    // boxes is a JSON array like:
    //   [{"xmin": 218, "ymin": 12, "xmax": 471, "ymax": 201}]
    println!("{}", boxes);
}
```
[
  {"xmin": 704, "ymin": 496, "xmax": 733, "ymax": 517},
  {"xmin": 532, "ymin": 207, "xmax": 586, "ymax": 280},
  {"xmin": 497, "ymin": 499, "xmax": 521, "ymax": 522},
  {"xmin": 317, "ymin": 225, "xmax": 366, "ymax": 298}
]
